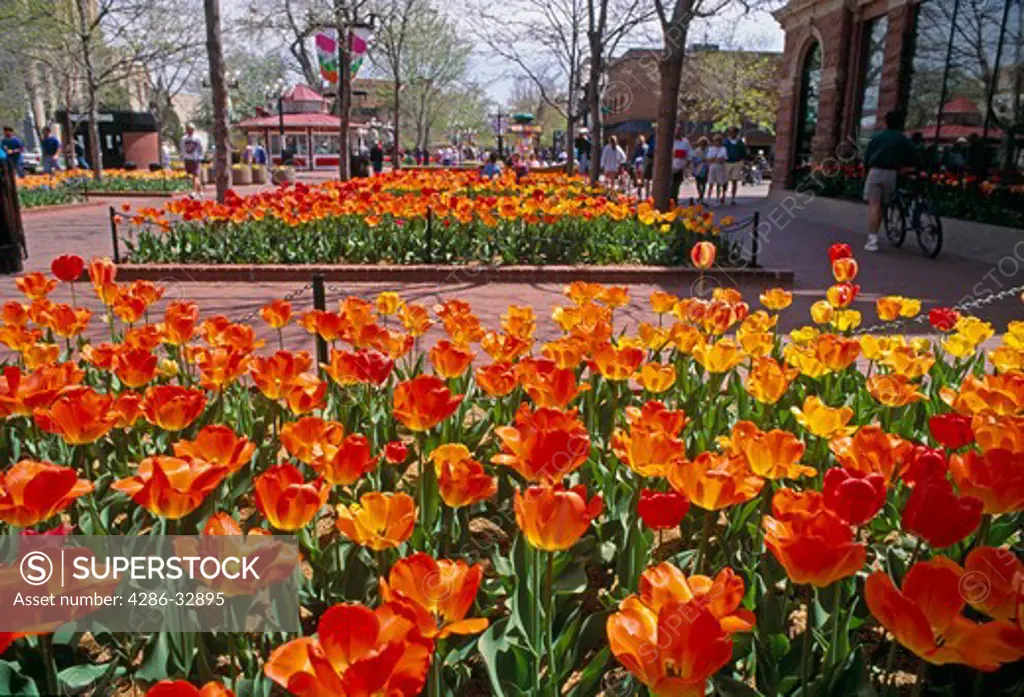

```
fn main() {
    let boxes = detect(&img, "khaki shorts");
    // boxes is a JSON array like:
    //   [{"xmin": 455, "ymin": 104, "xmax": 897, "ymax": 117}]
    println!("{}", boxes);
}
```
[
  {"xmin": 863, "ymin": 168, "xmax": 897, "ymax": 204},
  {"xmin": 726, "ymin": 162, "xmax": 744, "ymax": 181}
]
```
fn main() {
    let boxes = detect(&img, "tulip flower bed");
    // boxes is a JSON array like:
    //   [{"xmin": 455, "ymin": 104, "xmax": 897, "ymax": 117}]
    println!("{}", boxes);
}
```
[
  {"xmin": 122, "ymin": 170, "xmax": 743, "ymax": 266},
  {"xmin": 19, "ymin": 169, "xmax": 192, "ymax": 208},
  {"xmin": 1, "ymin": 246, "xmax": 1023, "ymax": 697}
]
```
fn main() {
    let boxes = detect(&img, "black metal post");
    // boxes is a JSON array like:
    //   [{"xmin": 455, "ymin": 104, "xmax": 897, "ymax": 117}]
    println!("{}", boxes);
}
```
[
  {"xmin": 750, "ymin": 211, "xmax": 760, "ymax": 268},
  {"xmin": 425, "ymin": 207, "xmax": 433, "ymax": 263},
  {"xmin": 981, "ymin": 0, "xmax": 1012, "ymax": 143},
  {"xmin": 312, "ymin": 274, "xmax": 328, "ymax": 366},
  {"xmin": 109, "ymin": 206, "xmax": 120, "ymax": 263}
]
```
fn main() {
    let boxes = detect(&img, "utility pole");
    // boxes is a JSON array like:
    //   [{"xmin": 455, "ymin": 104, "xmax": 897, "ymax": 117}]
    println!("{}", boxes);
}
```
[
  {"xmin": 204, "ymin": 0, "xmax": 230, "ymax": 202},
  {"xmin": 490, "ymin": 110, "xmax": 507, "ymax": 158},
  {"xmin": 336, "ymin": 0, "xmax": 352, "ymax": 181}
]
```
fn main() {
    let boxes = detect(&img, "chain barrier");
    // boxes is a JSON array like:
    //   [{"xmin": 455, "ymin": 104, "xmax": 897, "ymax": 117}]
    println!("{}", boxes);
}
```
[
  {"xmin": 854, "ymin": 282, "xmax": 1024, "ymax": 336},
  {"xmin": 233, "ymin": 281, "xmax": 313, "ymax": 324}
]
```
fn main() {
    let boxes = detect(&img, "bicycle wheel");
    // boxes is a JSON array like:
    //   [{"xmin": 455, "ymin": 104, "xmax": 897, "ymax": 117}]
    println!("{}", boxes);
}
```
[
  {"xmin": 884, "ymin": 200, "xmax": 906, "ymax": 247},
  {"xmin": 915, "ymin": 200, "xmax": 943, "ymax": 258}
]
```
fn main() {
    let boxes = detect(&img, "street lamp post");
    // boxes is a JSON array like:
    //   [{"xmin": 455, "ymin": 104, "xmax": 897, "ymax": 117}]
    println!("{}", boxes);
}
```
[{"xmin": 334, "ymin": 7, "xmax": 377, "ymax": 181}]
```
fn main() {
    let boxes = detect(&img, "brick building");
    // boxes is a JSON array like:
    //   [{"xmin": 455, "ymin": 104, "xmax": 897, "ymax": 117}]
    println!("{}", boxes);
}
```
[
  {"xmin": 772, "ymin": 0, "xmax": 1020, "ymax": 186},
  {"xmin": 603, "ymin": 46, "xmax": 781, "ymax": 155}
]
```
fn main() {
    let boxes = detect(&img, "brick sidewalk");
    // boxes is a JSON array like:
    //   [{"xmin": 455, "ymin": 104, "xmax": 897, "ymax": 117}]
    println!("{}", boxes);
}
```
[{"xmin": 5, "ymin": 182, "xmax": 1021, "ymax": 340}]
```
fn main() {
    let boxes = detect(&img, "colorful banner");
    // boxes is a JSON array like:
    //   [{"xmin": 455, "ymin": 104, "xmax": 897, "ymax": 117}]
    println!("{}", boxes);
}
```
[
  {"xmin": 349, "ymin": 26, "xmax": 371, "ymax": 78},
  {"xmin": 315, "ymin": 29, "xmax": 338, "ymax": 85}
]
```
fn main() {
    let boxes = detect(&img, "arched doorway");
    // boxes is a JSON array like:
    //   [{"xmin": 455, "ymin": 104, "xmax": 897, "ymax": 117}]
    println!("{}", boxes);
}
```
[{"xmin": 794, "ymin": 41, "xmax": 822, "ymax": 170}]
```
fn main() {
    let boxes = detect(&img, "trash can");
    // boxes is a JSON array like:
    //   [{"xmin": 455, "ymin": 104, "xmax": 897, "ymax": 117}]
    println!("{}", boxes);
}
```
[{"xmin": 0, "ymin": 159, "xmax": 26, "ymax": 274}]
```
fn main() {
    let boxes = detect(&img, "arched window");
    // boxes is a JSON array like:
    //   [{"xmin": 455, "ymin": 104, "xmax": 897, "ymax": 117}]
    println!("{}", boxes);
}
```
[{"xmin": 795, "ymin": 41, "xmax": 822, "ymax": 168}]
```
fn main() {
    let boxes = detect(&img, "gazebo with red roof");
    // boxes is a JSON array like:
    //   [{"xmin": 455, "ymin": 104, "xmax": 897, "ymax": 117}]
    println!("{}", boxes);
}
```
[
  {"xmin": 914, "ymin": 96, "xmax": 1004, "ymax": 143},
  {"xmin": 237, "ymin": 85, "xmax": 371, "ymax": 169}
]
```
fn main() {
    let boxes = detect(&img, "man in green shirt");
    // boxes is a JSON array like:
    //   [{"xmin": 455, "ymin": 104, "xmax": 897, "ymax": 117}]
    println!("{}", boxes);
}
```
[{"xmin": 862, "ymin": 110, "xmax": 917, "ymax": 251}]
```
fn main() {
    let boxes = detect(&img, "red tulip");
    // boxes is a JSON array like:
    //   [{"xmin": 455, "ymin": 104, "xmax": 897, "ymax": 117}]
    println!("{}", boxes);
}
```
[
  {"xmin": 50, "ymin": 255, "xmax": 84, "ymax": 283},
  {"xmin": 902, "ymin": 477, "xmax": 983, "ymax": 548},
  {"xmin": 384, "ymin": 440, "xmax": 408, "ymax": 464},
  {"xmin": 637, "ymin": 489, "xmax": 689, "ymax": 530},
  {"xmin": 929, "ymin": 414, "xmax": 974, "ymax": 450},
  {"xmin": 928, "ymin": 307, "xmax": 959, "ymax": 332},
  {"xmin": 828, "ymin": 243, "xmax": 852, "ymax": 263},
  {"xmin": 822, "ymin": 467, "xmax": 886, "ymax": 525},
  {"xmin": 900, "ymin": 444, "xmax": 948, "ymax": 486}
]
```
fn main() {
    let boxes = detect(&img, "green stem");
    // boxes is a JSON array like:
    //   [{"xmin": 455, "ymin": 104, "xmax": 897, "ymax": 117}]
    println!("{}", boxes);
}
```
[
  {"xmin": 39, "ymin": 634, "xmax": 58, "ymax": 696},
  {"xmin": 693, "ymin": 509, "xmax": 714, "ymax": 574},
  {"xmin": 801, "ymin": 585, "xmax": 813, "ymax": 697},
  {"xmin": 546, "ymin": 551, "xmax": 556, "ymax": 695},
  {"xmin": 827, "ymin": 582, "xmax": 842, "ymax": 671}
]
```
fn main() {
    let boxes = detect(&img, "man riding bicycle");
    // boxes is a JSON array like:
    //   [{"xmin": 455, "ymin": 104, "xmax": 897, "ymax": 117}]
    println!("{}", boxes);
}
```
[{"xmin": 863, "ymin": 110, "xmax": 917, "ymax": 252}]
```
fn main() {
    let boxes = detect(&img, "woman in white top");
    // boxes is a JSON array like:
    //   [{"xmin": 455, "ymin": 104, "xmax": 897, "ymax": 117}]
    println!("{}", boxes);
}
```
[
  {"xmin": 600, "ymin": 135, "xmax": 626, "ymax": 190},
  {"xmin": 706, "ymin": 134, "xmax": 729, "ymax": 204}
]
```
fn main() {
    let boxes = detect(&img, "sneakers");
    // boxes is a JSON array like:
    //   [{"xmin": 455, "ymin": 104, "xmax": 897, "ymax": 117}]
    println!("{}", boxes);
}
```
[{"xmin": 864, "ymin": 234, "xmax": 879, "ymax": 252}]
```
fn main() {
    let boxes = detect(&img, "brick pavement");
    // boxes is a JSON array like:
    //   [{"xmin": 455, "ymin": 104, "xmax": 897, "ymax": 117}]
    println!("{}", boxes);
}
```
[{"xmin": 5, "ymin": 180, "xmax": 1022, "ymax": 349}]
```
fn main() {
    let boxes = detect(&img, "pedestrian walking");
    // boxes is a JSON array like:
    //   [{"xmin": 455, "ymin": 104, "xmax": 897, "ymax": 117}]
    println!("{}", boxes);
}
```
[
  {"xmin": 706, "ymin": 134, "xmax": 729, "ymax": 204},
  {"xmin": 1, "ymin": 127, "xmax": 25, "ymax": 177},
  {"xmin": 600, "ymin": 135, "xmax": 626, "ymax": 190},
  {"xmin": 692, "ymin": 136, "xmax": 709, "ymax": 203},
  {"xmin": 670, "ymin": 125, "xmax": 692, "ymax": 204},
  {"xmin": 180, "ymin": 123, "xmax": 204, "ymax": 196},
  {"xmin": 40, "ymin": 127, "xmax": 61, "ymax": 174},
  {"xmin": 724, "ymin": 126, "xmax": 748, "ymax": 204}
]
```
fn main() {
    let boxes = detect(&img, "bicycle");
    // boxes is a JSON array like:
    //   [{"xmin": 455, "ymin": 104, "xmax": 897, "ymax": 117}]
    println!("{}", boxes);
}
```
[{"xmin": 884, "ymin": 177, "xmax": 943, "ymax": 258}]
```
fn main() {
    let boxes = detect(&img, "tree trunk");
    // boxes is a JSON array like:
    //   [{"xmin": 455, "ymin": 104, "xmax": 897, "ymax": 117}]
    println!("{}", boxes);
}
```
[
  {"xmin": 392, "ymin": 79, "xmax": 402, "ymax": 170},
  {"xmin": 86, "ymin": 98, "xmax": 102, "ymax": 180},
  {"xmin": 337, "ymin": 16, "xmax": 353, "ymax": 181},
  {"xmin": 75, "ymin": 0, "xmax": 102, "ymax": 180},
  {"xmin": 25, "ymin": 62, "xmax": 47, "ymax": 138},
  {"xmin": 204, "ymin": 0, "xmax": 231, "ymax": 202},
  {"xmin": 587, "ymin": 31, "xmax": 602, "ymax": 185},
  {"xmin": 652, "ymin": 35, "xmax": 687, "ymax": 210}
]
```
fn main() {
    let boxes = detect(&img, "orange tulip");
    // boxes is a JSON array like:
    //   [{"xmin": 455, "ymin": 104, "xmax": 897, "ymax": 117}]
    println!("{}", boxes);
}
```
[
  {"xmin": 194, "ymin": 347, "xmax": 251, "ymax": 391},
  {"xmin": 336, "ymin": 491, "xmax": 416, "ymax": 550},
  {"xmin": 868, "ymin": 373, "xmax": 925, "ymax": 407},
  {"xmin": 280, "ymin": 416, "xmax": 346, "ymax": 467},
  {"xmin": 829, "ymin": 424, "xmax": 911, "ymax": 482},
  {"xmin": 112, "ymin": 456, "xmax": 229, "ymax": 519},
  {"xmin": 693, "ymin": 337, "xmax": 745, "ymax": 373},
  {"xmin": 943, "ymin": 372, "xmax": 1024, "ymax": 417},
  {"xmin": 253, "ymin": 463, "xmax": 329, "ymax": 531},
  {"xmin": 721, "ymin": 421, "xmax": 816, "ymax": 480},
  {"xmin": 493, "ymin": 404, "xmax": 590, "ymax": 483},
  {"xmin": 88, "ymin": 257, "xmax": 116, "ymax": 289},
  {"xmin": 250, "ymin": 350, "xmax": 312, "ymax": 399},
  {"xmin": 950, "ymin": 448, "xmax": 1024, "ymax": 514},
  {"xmin": 475, "ymin": 361, "xmax": 518, "ymax": 397},
  {"xmin": 379, "ymin": 552, "xmax": 489, "ymax": 638},
  {"xmin": 163, "ymin": 301, "xmax": 200, "ymax": 345},
  {"xmin": 479, "ymin": 331, "xmax": 531, "ymax": 363},
  {"xmin": 323, "ymin": 348, "xmax": 394, "ymax": 387},
  {"xmin": 607, "ymin": 597, "xmax": 735, "ymax": 696},
  {"xmin": 173, "ymin": 425, "xmax": 255, "ymax": 474},
  {"xmin": 690, "ymin": 241, "xmax": 716, "ymax": 269},
  {"xmin": 516, "ymin": 357, "xmax": 590, "ymax": 408},
  {"xmin": 866, "ymin": 558, "xmax": 1024, "ymax": 671},
  {"xmin": 0, "ymin": 363, "xmax": 83, "ymax": 417},
  {"xmin": 141, "ymin": 385, "xmax": 207, "ymax": 431},
  {"xmin": 631, "ymin": 563, "xmax": 755, "ymax": 633},
  {"xmin": 145, "ymin": 680, "xmax": 235, "ymax": 697},
  {"xmin": 430, "ymin": 339, "xmax": 476, "ymax": 378},
  {"xmin": 260, "ymin": 299, "xmax": 292, "ymax": 328},
  {"xmin": 399, "ymin": 303, "xmax": 434, "ymax": 336},
  {"xmin": 113, "ymin": 347, "xmax": 158, "ymax": 388},
  {"xmin": 649, "ymin": 290, "xmax": 679, "ymax": 314},
  {"xmin": 514, "ymin": 484, "xmax": 603, "ymax": 551},
  {"xmin": 501, "ymin": 305, "xmax": 536, "ymax": 339},
  {"xmin": 392, "ymin": 375, "xmax": 463, "ymax": 432},
  {"xmin": 612, "ymin": 402, "xmax": 688, "ymax": 478},
  {"xmin": 763, "ymin": 488, "xmax": 866, "ymax": 587},
  {"xmin": 40, "ymin": 304, "xmax": 91, "ymax": 339},
  {"xmin": 791, "ymin": 395, "xmax": 854, "ymax": 438},
  {"xmin": 375, "ymin": 291, "xmax": 403, "ymax": 316},
  {"xmin": 541, "ymin": 336, "xmax": 588, "ymax": 369},
  {"xmin": 592, "ymin": 341, "xmax": 645, "ymax": 381},
  {"xmin": 636, "ymin": 362, "xmax": 677, "ymax": 393},
  {"xmin": 962, "ymin": 547, "xmax": 1024, "ymax": 622},
  {"xmin": 744, "ymin": 357, "xmax": 797, "ymax": 404},
  {"xmin": 831, "ymin": 257, "xmax": 858, "ymax": 282},
  {"xmin": 317, "ymin": 433, "xmax": 378, "ymax": 486},
  {"xmin": 814, "ymin": 333, "xmax": 861, "ymax": 371},
  {"xmin": 15, "ymin": 272, "xmax": 57, "ymax": 300},
  {"xmin": 21, "ymin": 343, "xmax": 60, "ymax": 369},
  {"xmin": 760, "ymin": 287, "xmax": 793, "ymax": 311},
  {"xmin": 125, "ymin": 324, "xmax": 164, "ymax": 351},
  {"xmin": 431, "ymin": 443, "xmax": 497, "ymax": 508},
  {"xmin": 667, "ymin": 452, "xmax": 763, "ymax": 511},
  {"xmin": 0, "ymin": 460, "xmax": 92, "ymax": 528},
  {"xmin": 564, "ymin": 281, "xmax": 605, "ymax": 306},
  {"xmin": 34, "ymin": 386, "xmax": 116, "ymax": 445},
  {"xmin": 283, "ymin": 374, "xmax": 327, "ymax": 415},
  {"xmin": 264, "ymin": 602, "xmax": 432, "ymax": 697}
]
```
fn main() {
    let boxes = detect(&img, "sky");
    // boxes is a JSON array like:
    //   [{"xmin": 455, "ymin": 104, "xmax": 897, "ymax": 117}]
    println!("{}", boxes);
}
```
[{"xmin": 471, "ymin": 5, "xmax": 785, "ymax": 105}]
